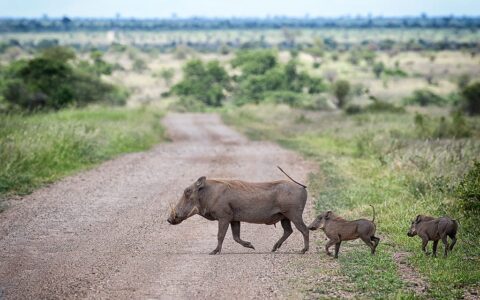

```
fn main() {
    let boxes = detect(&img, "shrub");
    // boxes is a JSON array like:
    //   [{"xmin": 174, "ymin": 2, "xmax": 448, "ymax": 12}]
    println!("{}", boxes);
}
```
[
  {"xmin": 414, "ymin": 112, "xmax": 471, "ymax": 139},
  {"xmin": 333, "ymin": 80, "xmax": 351, "ymax": 108},
  {"xmin": 404, "ymin": 89, "xmax": 446, "ymax": 107},
  {"xmin": 1, "ymin": 47, "xmax": 124, "ymax": 111},
  {"xmin": 232, "ymin": 55, "xmax": 326, "ymax": 106},
  {"xmin": 383, "ymin": 68, "xmax": 408, "ymax": 77},
  {"xmin": 132, "ymin": 58, "xmax": 147, "ymax": 72},
  {"xmin": 172, "ymin": 59, "xmax": 230, "ymax": 107},
  {"xmin": 156, "ymin": 68, "xmax": 175, "ymax": 86},
  {"xmin": 455, "ymin": 160, "xmax": 480, "ymax": 215},
  {"xmin": 461, "ymin": 82, "xmax": 480, "ymax": 115},
  {"xmin": 457, "ymin": 74, "xmax": 471, "ymax": 90},
  {"xmin": 231, "ymin": 49, "xmax": 277, "ymax": 77},
  {"xmin": 264, "ymin": 90, "xmax": 306, "ymax": 107},
  {"xmin": 372, "ymin": 62, "xmax": 385, "ymax": 78}
]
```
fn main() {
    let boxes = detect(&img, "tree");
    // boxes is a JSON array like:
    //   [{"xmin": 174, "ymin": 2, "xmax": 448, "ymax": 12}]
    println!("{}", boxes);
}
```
[
  {"xmin": 231, "ymin": 50, "xmax": 277, "ymax": 77},
  {"xmin": 373, "ymin": 62, "xmax": 385, "ymax": 78},
  {"xmin": 2, "ymin": 47, "xmax": 122, "ymax": 110},
  {"xmin": 172, "ymin": 59, "xmax": 230, "ymax": 107},
  {"xmin": 333, "ymin": 80, "xmax": 351, "ymax": 108},
  {"xmin": 461, "ymin": 82, "xmax": 480, "ymax": 115}
]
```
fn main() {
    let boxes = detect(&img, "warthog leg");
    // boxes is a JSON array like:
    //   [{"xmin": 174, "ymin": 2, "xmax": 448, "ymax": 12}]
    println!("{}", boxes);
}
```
[
  {"xmin": 290, "ymin": 217, "xmax": 309, "ymax": 254},
  {"xmin": 271, "ymin": 218, "xmax": 293, "ymax": 252},
  {"xmin": 231, "ymin": 221, "xmax": 255, "ymax": 250},
  {"xmin": 449, "ymin": 234, "xmax": 457, "ymax": 251},
  {"xmin": 441, "ymin": 235, "xmax": 449, "ymax": 257},
  {"xmin": 432, "ymin": 240, "xmax": 439, "ymax": 257},
  {"xmin": 210, "ymin": 219, "xmax": 229, "ymax": 255},
  {"xmin": 360, "ymin": 236, "xmax": 376, "ymax": 255}
]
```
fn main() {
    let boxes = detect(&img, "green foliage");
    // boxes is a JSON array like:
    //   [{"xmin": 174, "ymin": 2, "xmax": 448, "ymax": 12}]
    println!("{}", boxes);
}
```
[
  {"xmin": 372, "ymin": 61, "xmax": 385, "ymax": 78},
  {"xmin": 456, "ymin": 73, "xmax": 471, "ymax": 90},
  {"xmin": 345, "ymin": 101, "xmax": 405, "ymax": 115},
  {"xmin": 156, "ymin": 67, "xmax": 175, "ymax": 86},
  {"xmin": 89, "ymin": 50, "xmax": 113, "ymax": 75},
  {"xmin": 333, "ymin": 79, "xmax": 351, "ymax": 108},
  {"xmin": 231, "ymin": 51, "xmax": 325, "ymax": 106},
  {"xmin": 383, "ymin": 67, "xmax": 408, "ymax": 77},
  {"xmin": 132, "ymin": 58, "xmax": 148, "ymax": 72},
  {"xmin": 1, "ymin": 47, "xmax": 125, "ymax": 111},
  {"xmin": 414, "ymin": 112, "xmax": 472, "ymax": 139},
  {"xmin": 0, "ymin": 107, "xmax": 165, "ymax": 197},
  {"xmin": 404, "ymin": 89, "xmax": 447, "ymax": 107},
  {"xmin": 461, "ymin": 82, "xmax": 480, "ymax": 115},
  {"xmin": 172, "ymin": 59, "xmax": 230, "ymax": 107},
  {"xmin": 41, "ymin": 46, "xmax": 76, "ymax": 62},
  {"xmin": 232, "ymin": 49, "xmax": 277, "ymax": 77},
  {"xmin": 455, "ymin": 160, "xmax": 480, "ymax": 215}
]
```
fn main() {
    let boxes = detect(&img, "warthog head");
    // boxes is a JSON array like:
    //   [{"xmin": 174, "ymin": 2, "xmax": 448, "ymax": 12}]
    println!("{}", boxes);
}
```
[
  {"xmin": 167, "ymin": 176, "xmax": 205, "ymax": 225},
  {"xmin": 308, "ymin": 211, "xmax": 333, "ymax": 230},
  {"xmin": 407, "ymin": 215, "xmax": 432, "ymax": 237}
]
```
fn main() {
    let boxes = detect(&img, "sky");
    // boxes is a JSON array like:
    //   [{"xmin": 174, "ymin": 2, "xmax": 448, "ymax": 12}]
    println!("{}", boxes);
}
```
[{"xmin": 0, "ymin": 0, "xmax": 479, "ymax": 18}]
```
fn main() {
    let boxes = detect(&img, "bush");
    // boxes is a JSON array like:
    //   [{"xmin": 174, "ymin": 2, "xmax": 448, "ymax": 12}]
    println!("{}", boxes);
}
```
[
  {"xmin": 404, "ymin": 89, "xmax": 446, "ymax": 107},
  {"xmin": 461, "ymin": 82, "xmax": 480, "ymax": 115},
  {"xmin": 1, "ymin": 47, "xmax": 124, "ymax": 111},
  {"xmin": 333, "ymin": 80, "xmax": 351, "ymax": 108},
  {"xmin": 232, "ymin": 49, "xmax": 277, "ymax": 77},
  {"xmin": 345, "ymin": 101, "xmax": 405, "ymax": 115},
  {"xmin": 383, "ymin": 68, "xmax": 408, "ymax": 77},
  {"xmin": 156, "ymin": 68, "xmax": 175, "ymax": 86},
  {"xmin": 232, "ymin": 54, "xmax": 326, "ymax": 106},
  {"xmin": 372, "ymin": 62, "xmax": 385, "ymax": 78},
  {"xmin": 455, "ymin": 160, "xmax": 480, "ymax": 215},
  {"xmin": 172, "ymin": 59, "xmax": 230, "ymax": 107},
  {"xmin": 414, "ymin": 112, "xmax": 471, "ymax": 139},
  {"xmin": 132, "ymin": 58, "xmax": 148, "ymax": 72}
]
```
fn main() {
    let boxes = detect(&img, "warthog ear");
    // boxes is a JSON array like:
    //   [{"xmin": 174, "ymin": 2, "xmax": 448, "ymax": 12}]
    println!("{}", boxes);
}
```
[
  {"xmin": 325, "ymin": 211, "xmax": 332, "ymax": 220},
  {"xmin": 196, "ymin": 176, "xmax": 206, "ymax": 190},
  {"xmin": 415, "ymin": 215, "xmax": 421, "ymax": 223}
]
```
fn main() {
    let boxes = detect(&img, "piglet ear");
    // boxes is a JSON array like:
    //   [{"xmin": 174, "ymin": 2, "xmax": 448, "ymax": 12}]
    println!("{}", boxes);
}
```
[
  {"xmin": 325, "ymin": 211, "xmax": 332, "ymax": 220},
  {"xmin": 196, "ymin": 176, "xmax": 206, "ymax": 190}
]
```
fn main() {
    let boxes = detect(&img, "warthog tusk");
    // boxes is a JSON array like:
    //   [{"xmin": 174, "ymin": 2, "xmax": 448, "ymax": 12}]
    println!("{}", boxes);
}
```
[{"xmin": 186, "ymin": 206, "xmax": 199, "ymax": 218}]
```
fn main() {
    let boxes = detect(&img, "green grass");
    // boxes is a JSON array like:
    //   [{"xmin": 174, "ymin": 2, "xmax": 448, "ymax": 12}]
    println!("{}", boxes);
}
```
[
  {"xmin": 222, "ymin": 104, "xmax": 480, "ymax": 299},
  {"xmin": 0, "ymin": 106, "xmax": 166, "ymax": 205}
]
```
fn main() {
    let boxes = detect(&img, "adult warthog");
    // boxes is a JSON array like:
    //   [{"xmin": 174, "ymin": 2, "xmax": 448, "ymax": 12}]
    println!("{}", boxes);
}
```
[{"xmin": 167, "ymin": 167, "xmax": 309, "ymax": 255}]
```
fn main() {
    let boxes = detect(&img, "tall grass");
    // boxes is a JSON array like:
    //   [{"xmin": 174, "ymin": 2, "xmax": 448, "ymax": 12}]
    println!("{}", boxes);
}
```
[
  {"xmin": 0, "ymin": 106, "xmax": 165, "ymax": 204},
  {"xmin": 222, "ymin": 104, "xmax": 480, "ymax": 299}
]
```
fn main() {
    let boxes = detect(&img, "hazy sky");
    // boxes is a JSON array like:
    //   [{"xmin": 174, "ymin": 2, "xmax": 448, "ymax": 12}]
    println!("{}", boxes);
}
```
[{"xmin": 1, "ymin": 0, "xmax": 479, "ymax": 18}]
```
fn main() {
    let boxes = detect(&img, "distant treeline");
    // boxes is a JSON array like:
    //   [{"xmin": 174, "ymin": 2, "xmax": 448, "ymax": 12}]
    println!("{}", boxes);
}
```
[{"xmin": 1, "ymin": 16, "xmax": 480, "ymax": 32}]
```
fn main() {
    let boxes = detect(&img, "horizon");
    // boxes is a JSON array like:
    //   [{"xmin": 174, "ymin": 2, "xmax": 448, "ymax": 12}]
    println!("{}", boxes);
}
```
[{"xmin": 1, "ymin": 0, "xmax": 480, "ymax": 19}]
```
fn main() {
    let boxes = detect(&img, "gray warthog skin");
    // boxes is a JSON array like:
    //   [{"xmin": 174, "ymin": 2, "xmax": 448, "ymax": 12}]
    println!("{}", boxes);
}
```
[
  {"xmin": 308, "ymin": 206, "xmax": 379, "ymax": 258},
  {"xmin": 167, "ymin": 176, "xmax": 309, "ymax": 255},
  {"xmin": 407, "ymin": 214, "xmax": 458, "ymax": 257}
]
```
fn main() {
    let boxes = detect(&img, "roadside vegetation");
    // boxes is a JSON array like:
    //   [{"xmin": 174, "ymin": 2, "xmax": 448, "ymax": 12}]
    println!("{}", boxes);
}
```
[
  {"xmin": 0, "ymin": 46, "xmax": 166, "ymax": 208},
  {"xmin": 0, "ymin": 107, "xmax": 165, "ymax": 208},
  {"xmin": 222, "ymin": 104, "xmax": 480, "ymax": 299}
]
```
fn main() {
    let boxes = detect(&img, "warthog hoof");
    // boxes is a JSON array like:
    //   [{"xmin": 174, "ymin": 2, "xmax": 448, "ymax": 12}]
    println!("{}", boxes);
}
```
[
  {"xmin": 299, "ymin": 248, "xmax": 308, "ymax": 254},
  {"xmin": 245, "ymin": 243, "xmax": 255, "ymax": 250},
  {"xmin": 209, "ymin": 249, "xmax": 220, "ymax": 255}
]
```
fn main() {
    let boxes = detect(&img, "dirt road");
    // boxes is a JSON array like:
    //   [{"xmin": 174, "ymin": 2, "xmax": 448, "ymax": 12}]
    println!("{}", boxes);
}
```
[{"xmin": 0, "ymin": 113, "xmax": 334, "ymax": 299}]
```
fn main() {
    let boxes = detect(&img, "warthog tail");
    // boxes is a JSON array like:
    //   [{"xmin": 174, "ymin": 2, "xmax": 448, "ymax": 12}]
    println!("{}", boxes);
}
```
[
  {"xmin": 369, "ymin": 205, "xmax": 376, "ymax": 223},
  {"xmin": 277, "ymin": 166, "xmax": 307, "ymax": 189}
]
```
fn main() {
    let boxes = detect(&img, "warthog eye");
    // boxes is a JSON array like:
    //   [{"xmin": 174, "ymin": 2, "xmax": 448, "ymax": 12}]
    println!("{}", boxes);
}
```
[{"xmin": 184, "ymin": 188, "xmax": 192, "ymax": 197}]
